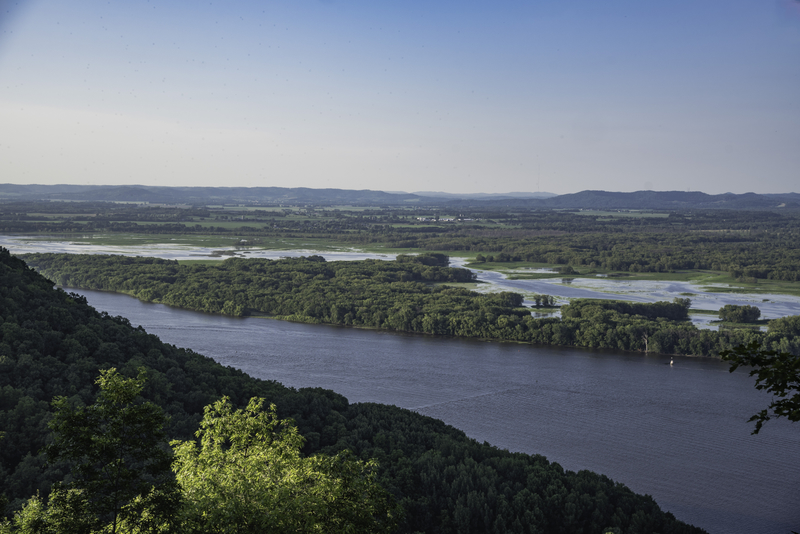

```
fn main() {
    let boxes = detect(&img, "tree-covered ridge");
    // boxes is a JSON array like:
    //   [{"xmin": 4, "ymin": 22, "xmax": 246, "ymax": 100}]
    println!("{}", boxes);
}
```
[
  {"xmin": 0, "ymin": 247, "xmax": 706, "ymax": 532},
  {"xmin": 22, "ymin": 253, "xmax": 800, "ymax": 357},
  {"xmin": 0, "ymin": 248, "xmax": 288, "ymax": 511},
  {"xmin": 4, "ymin": 372, "xmax": 397, "ymax": 534}
]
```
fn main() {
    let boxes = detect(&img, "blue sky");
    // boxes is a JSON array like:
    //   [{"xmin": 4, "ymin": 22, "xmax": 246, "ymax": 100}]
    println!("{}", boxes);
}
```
[{"xmin": 0, "ymin": 0, "xmax": 798, "ymax": 195}]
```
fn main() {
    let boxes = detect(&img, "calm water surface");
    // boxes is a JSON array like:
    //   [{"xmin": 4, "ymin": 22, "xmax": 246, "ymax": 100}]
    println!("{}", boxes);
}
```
[
  {"xmin": 473, "ymin": 268, "xmax": 800, "ymax": 320},
  {"xmin": 72, "ymin": 288, "xmax": 799, "ymax": 534}
]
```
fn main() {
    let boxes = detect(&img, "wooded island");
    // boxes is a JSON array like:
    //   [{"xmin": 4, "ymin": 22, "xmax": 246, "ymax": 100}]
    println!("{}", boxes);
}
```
[{"xmin": 22, "ymin": 252, "xmax": 800, "ymax": 358}]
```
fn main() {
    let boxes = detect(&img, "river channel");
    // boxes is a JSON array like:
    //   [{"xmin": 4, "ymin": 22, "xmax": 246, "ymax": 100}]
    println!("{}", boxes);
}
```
[{"xmin": 71, "ymin": 288, "xmax": 799, "ymax": 534}]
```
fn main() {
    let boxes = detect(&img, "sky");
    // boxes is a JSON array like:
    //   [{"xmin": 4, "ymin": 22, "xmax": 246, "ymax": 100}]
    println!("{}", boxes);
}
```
[{"xmin": 0, "ymin": 0, "xmax": 798, "ymax": 195}]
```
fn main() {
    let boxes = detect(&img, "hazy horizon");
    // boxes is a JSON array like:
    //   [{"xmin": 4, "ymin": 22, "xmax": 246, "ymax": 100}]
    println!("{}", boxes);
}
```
[
  {"xmin": 1, "ymin": 1, "xmax": 798, "ymax": 195},
  {"xmin": 5, "ymin": 182, "xmax": 799, "ymax": 199}
]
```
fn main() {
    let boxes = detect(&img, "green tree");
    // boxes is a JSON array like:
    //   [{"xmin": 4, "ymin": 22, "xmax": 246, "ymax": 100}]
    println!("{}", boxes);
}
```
[
  {"xmin": 171, "ymin": 396, "xmax": 398, "ymax": 534},
  {"xmin": 718, "ymin": 304, "xmax": 761, "ymax": 323},
  {"xmin": 45, "ymin": 368, "xmax": 179, "ymax": 534},
  {"xmin": 0, "ymin": 489, "xmax": 97, "ymax": 534},
  {"xmin": 720, "ymin": 342, "xmax": 800, "ymax": 434},
  {"xmin": 767, "ymin": 315, "xmax": 800, "ymax": 336}
]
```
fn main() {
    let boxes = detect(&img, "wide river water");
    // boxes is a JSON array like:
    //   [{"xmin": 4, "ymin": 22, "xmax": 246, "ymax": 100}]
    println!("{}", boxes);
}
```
[{"xmin": 72, "ymin": 288, "xmax": 798, "ymax": 534}]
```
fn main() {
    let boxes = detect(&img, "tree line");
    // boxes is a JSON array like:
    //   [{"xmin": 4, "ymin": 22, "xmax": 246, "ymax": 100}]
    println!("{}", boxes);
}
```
[{"xmin": 21, "ymin": 253, "xmax": 800, "ymax": 357}]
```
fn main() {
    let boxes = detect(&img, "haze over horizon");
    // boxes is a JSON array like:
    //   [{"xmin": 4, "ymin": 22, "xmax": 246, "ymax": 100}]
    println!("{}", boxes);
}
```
[{"xmin": 1, "ymin": 0, "xmax": 798, "ymax": 195}]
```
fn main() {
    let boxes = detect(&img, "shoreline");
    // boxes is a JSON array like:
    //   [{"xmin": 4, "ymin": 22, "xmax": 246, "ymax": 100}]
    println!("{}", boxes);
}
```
[{"xmin": 58, "ymin": 283, "xmax": 725, "ymax": 359}]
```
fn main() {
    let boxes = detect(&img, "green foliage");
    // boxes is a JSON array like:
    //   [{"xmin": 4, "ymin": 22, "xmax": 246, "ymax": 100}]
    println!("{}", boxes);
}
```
[
  {"xmin": 4, "ymin": 489, "xmax": 97, "ymax": 534},
  {"xmin": 0, "ymin": 247, "xmax": 287, "ymax": 513},
  {"xmin": 25, "ymin": 252, "xmax": 800, "ymax": 359},
  {"xmin": 172, "ymin": 397, "xmax": 398, "ymax": 533},
  {"xmin": 395, "ymin": 252, "xmax": 450, "ymax": 267},
  {"xmin": 718, "ymin": 305, "xmax": 761, "ymax": 323},
  {"xmin": 531, "ymin": 294, "xmax": 556, "ymax": 307},
  {"xmin": 22, "ymin": 253, "xmax": 474, "ymax": 322},
  {"xmin": 768, "ymin": 315, "xmax": 800, "ymax": 336},
  {"xmin": 562, "ymin": 298, "xmax": 691, "ymax": 322},
  {"xmin": 46, "ymin": 367, "xmax": 179, "ymax": 533},
  {"xmin": 720, "ymin": 342, "xmax": 800, "ymax": 434}
]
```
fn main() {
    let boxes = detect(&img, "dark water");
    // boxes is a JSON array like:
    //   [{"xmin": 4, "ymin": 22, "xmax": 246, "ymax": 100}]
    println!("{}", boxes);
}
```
[{"xmin": 74, "ymin": 288, "xmax": 799, "ymax": 534}]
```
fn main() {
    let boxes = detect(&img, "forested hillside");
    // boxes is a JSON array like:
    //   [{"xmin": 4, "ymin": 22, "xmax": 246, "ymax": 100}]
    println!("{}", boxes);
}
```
[
  {"xmin": 23, "ymin": 253, "xmax": 800, "ymax": 357},
  {"xmin": 0, "ymin": 247, "xmax": 707, "ymax": 533}
]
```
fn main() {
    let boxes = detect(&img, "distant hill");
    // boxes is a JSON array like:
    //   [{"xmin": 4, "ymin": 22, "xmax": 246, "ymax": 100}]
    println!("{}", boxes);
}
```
[
  {"xmin": 1, "ymin": 183, "xmax": 797, "ymax": 209},
  {"xmin": 458, "ymin": 190, "xmax": 800, "ymax": 210},
  {"xmin": 0, "ymin": 184, "xmax": 425, "ymax": 205},
  {"xmin": 411, "ymin": 191, "xmax": 558, "ymax": 200}
]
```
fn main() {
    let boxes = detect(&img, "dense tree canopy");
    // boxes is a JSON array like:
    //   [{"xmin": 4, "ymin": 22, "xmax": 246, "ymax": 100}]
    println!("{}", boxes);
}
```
[
  {"xmin": 720, "ymin": 342, "xmax": 800, "ymax": 434},
  {"xmin": 45, "ymin": 368, "xmax": 179, "ymax": 534},
  {"xmin": 3, "ymin": 389, "xmax": 397, "ymax": 534},
  {"xmin": 718, "ymin": 305, "xmax": 761, "ymax": 324},
  {"xmin": 22, "ymin": 253, "xmax": 800, "ymax": 358},
  {"xmin": 172, "ymin": 397, "xmax": 397, "ymax": 533}
]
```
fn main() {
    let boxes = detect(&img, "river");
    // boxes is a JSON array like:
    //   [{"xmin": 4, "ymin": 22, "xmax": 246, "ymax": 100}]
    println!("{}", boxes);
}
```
[{"xmin": 71, "ymin": 288, "xmax": 799, "ymax": 534}]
